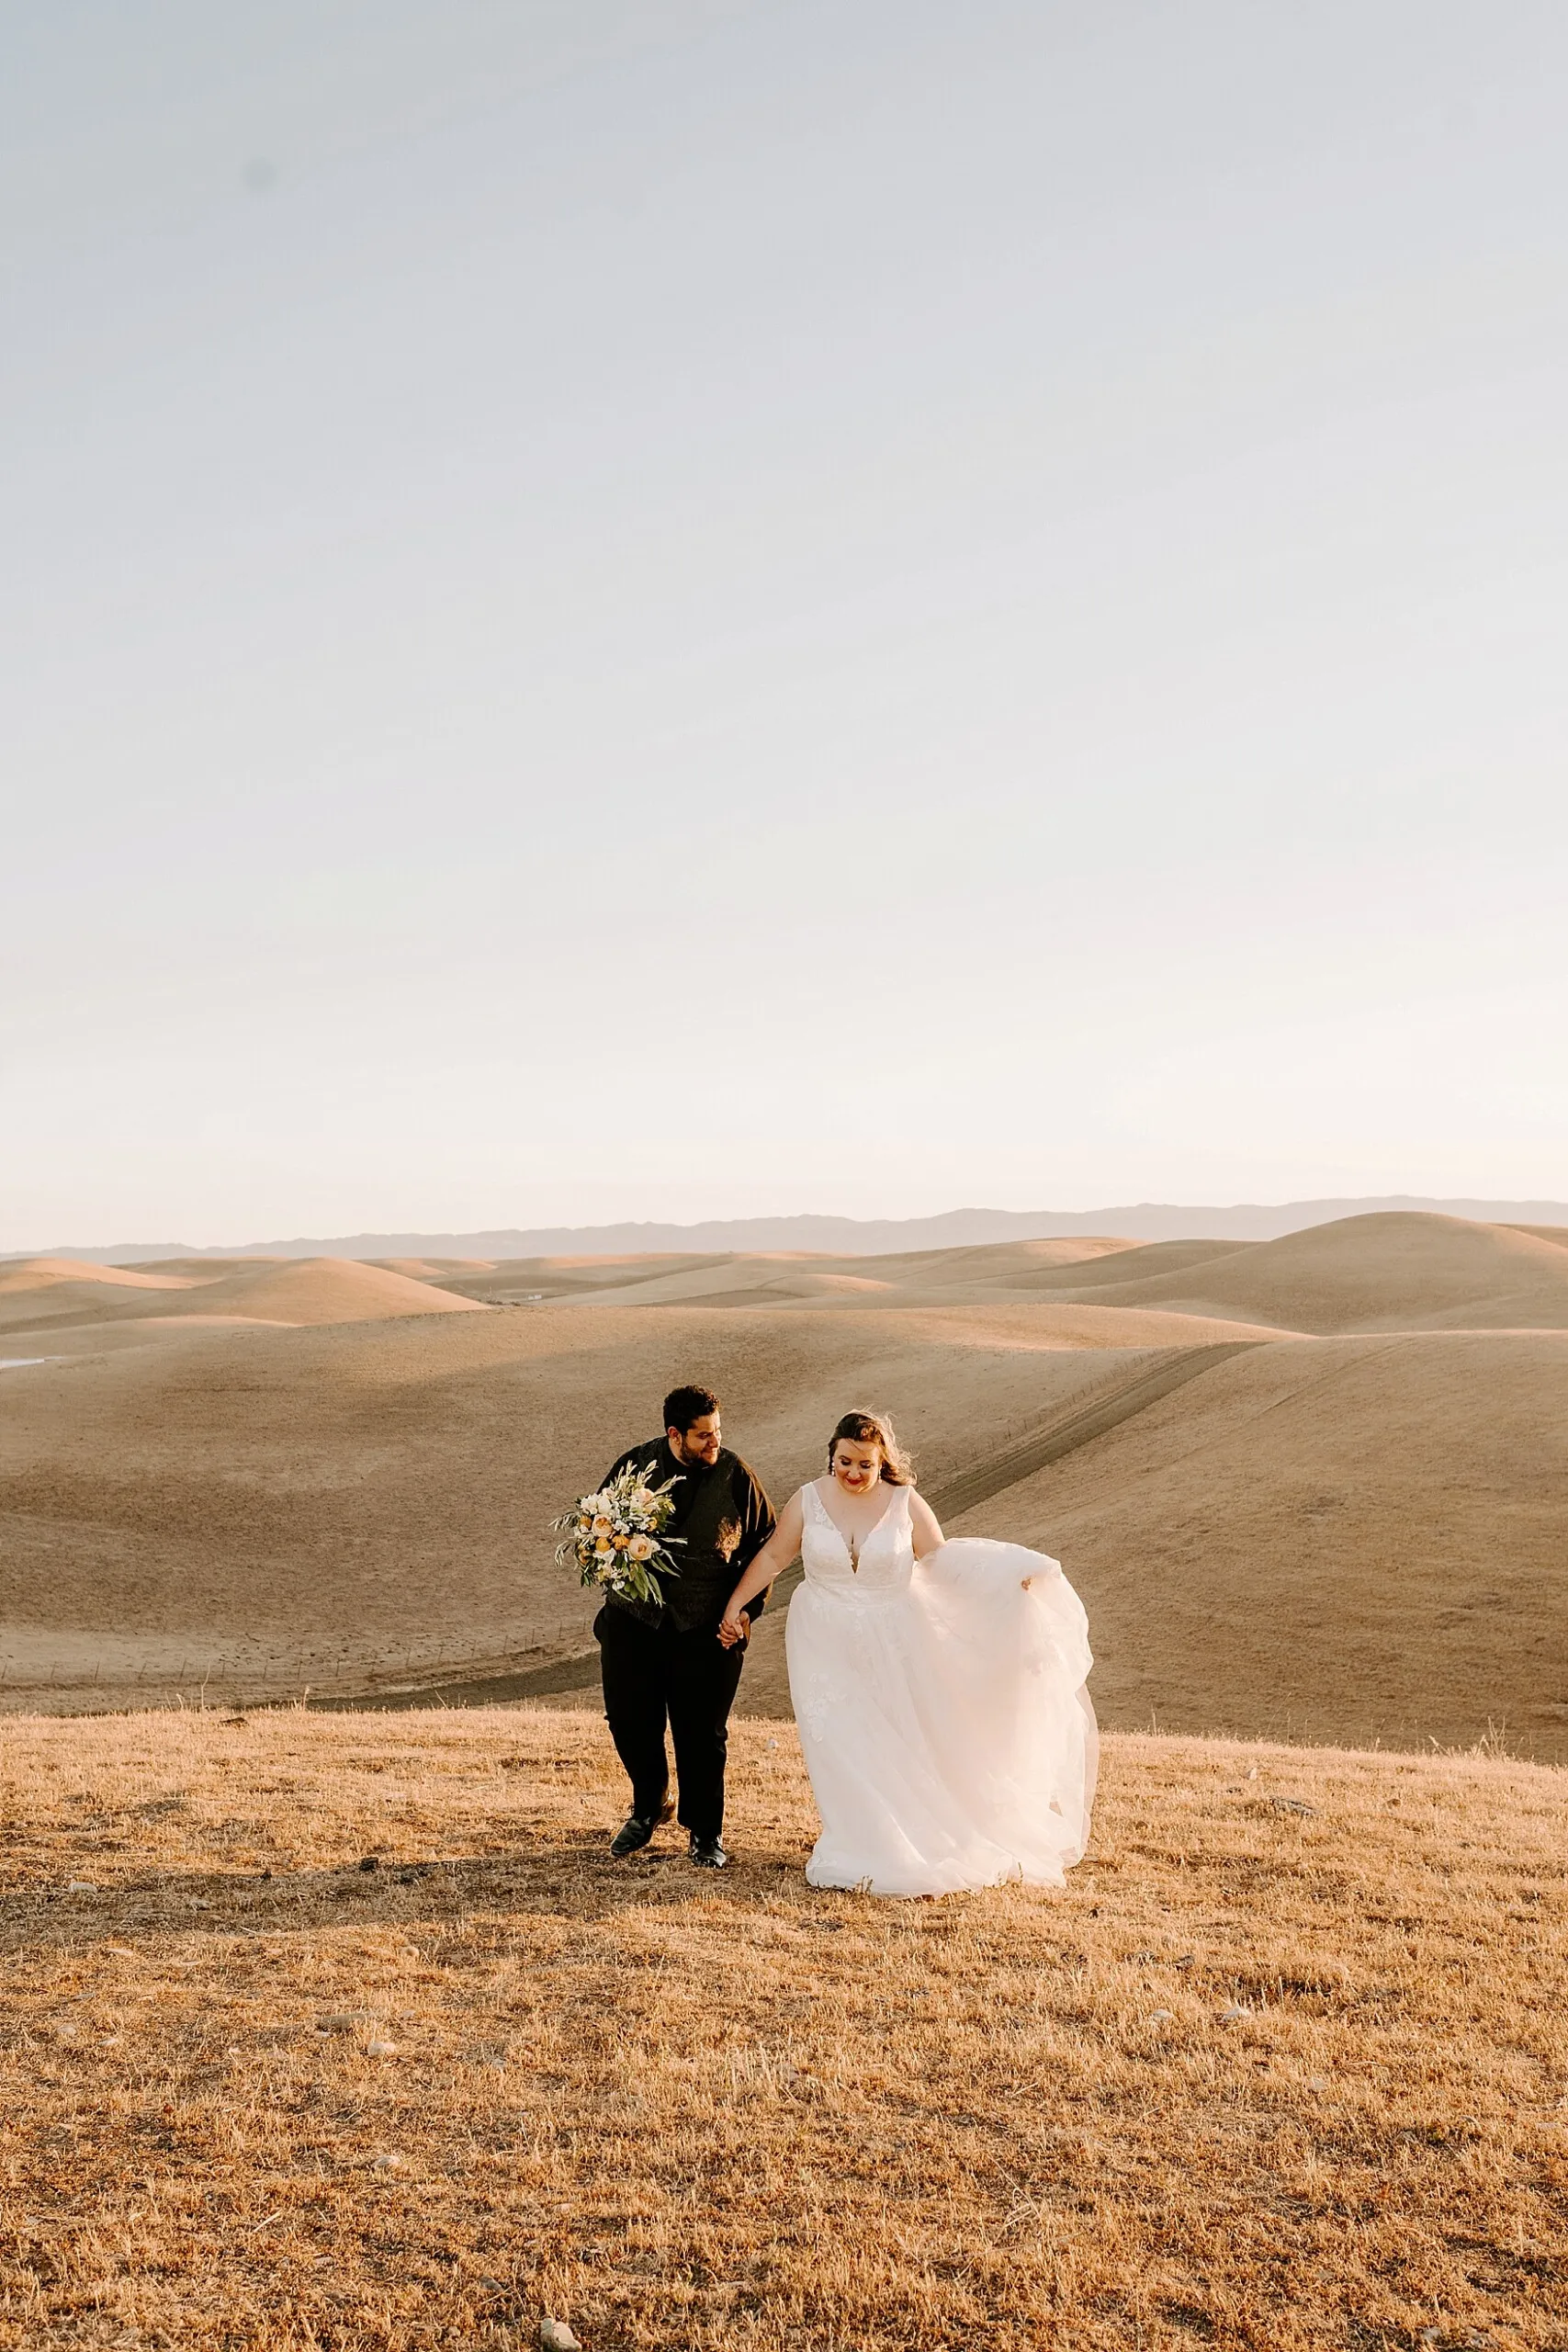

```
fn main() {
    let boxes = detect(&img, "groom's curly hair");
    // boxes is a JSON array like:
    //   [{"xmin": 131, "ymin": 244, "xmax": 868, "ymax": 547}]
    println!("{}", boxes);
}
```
[
  {"xmin": 829, "ymin": 1409, "xmax": 915, "ymax": 1486},
  {"xmin": 663, "ymin": 1384, "xmax": 720, "ymax": 1435}
]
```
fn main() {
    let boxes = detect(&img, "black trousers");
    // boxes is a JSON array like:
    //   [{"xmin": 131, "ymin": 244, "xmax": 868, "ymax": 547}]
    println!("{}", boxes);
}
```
[{"xmin": 594, "ymin": 1604, "xmax": 746, "ymax": 1841}]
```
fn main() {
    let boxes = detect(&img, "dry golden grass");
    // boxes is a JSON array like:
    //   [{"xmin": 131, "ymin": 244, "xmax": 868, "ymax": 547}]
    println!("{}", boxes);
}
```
[{"xmin": 2, "ymin": 1705, "xmax": 1564, "ymax": 2350}]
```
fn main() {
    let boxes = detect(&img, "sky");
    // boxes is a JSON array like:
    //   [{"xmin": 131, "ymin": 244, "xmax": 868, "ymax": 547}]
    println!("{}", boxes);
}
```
[{"xmin": 4, "ymin": 0, "xmax": 1566, "ymax": 1248}]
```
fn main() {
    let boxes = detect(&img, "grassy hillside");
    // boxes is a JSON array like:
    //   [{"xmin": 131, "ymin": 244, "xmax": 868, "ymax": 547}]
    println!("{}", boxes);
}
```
[
  {"xmin": 0, "ymin": 1309, "xmax": 1223, "ymax": 1711},
  {"xmin": 1031, "ymin": 1213, "xmax": 1568, "ymax": 1334},
  {"xmin": 0, "ymin": 1706, "xmax": 1562, "ymax": 2349},
  {"xmin": 0, "ymin": 1254, "xmax": 484, "ymax": 1345},
  {"xmin": 3, "ymin": 1216, "xmax": 1564, "ymax": 1758},
  {"xmin": 377, "ymin": 1213, "xmax": 1568, "ymax": 1329},
  {"xmin": 953, "ymin": 1330, "xmax": 1568, "ymax": 1761}
]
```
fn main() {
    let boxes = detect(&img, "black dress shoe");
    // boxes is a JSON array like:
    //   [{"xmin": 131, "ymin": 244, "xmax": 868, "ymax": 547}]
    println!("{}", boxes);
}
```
[
  {"xmin": 610, "ymin": 1799, "xmax": 673, "ymax": 1858},
  {"xmin": 689, "ymin": 1834, "xmax": 728, "ymax": 1870}
]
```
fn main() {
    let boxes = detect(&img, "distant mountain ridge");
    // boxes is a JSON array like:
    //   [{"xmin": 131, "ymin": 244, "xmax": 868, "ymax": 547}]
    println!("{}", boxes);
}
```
[{"xmin": 12, "ymin": 1196, "xmax": 1568, "ymax": 1265}]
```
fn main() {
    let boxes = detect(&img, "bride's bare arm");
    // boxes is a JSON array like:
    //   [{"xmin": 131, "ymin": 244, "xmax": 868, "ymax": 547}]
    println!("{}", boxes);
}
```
[
  {"xmin": 716, "ymin": 1490, "xmax": 806, "ymax": 1645},
  {"xmin": 909, "ymin": 1490, "xmax": 945, "ymax": 1558}
]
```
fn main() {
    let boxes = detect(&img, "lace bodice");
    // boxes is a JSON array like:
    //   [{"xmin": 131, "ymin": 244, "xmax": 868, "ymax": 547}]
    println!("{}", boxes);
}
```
[{"xmin": 798, "ymin": 1479, "xmax": 914, "ymax": 1602}]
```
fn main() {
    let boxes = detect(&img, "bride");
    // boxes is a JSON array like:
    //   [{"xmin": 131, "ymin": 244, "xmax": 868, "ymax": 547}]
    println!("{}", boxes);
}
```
[{"xmin": 717, "ymin": 1409, "xmax": 1098, "ymax": 1896}]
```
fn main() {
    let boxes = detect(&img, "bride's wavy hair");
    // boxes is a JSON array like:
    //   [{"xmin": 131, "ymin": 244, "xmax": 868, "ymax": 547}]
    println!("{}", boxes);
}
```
[{"xmin": 828, "ymin": 1409, "xmax": 915, "ymax": 1487}]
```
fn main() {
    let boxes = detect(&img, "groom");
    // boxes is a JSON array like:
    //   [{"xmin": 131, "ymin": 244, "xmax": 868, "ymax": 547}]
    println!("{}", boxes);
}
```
[{"xmin": 594, "ymin": 1384, "xmax": 776, "ymax": 1869}]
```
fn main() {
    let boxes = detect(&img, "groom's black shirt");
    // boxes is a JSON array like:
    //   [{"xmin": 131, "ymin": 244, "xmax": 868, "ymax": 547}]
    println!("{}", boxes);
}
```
[{"xmin": 600, "ymin": 1439, "xmax": 775, "ymax": 1634}]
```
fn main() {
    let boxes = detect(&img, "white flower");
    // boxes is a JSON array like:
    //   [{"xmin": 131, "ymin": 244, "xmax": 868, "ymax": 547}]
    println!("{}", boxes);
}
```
[{"xmin": 628, "ymin": 1533, "xmax": 654, "ymax": 1560}]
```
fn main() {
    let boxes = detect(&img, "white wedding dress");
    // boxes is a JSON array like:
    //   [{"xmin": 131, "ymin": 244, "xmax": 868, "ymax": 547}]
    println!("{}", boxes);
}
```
[{"xmin": 785, "ymin": 1480, "xmax": 1098, "ymax": 1896}]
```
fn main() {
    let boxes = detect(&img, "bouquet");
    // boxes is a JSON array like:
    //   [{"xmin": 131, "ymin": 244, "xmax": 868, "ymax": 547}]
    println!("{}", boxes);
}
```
[{"xmin": 553, "ymin": 1462, "xmax": 684, "ymax": 1609}]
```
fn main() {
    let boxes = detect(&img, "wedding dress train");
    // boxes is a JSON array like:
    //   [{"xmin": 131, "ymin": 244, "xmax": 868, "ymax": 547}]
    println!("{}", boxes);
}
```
[{"xmin": 785, "ymin": 1480, "xmax": 1097, "ymax": 1896}]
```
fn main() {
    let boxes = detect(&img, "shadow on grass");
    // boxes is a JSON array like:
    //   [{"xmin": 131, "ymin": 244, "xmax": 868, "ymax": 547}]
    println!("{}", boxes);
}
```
[{"xmin": 0, "ymin": 1829, "xmax": 828, "ymax": 1951}]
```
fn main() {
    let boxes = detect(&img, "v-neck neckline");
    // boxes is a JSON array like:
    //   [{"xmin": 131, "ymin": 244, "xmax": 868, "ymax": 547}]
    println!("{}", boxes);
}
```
[{"xmin": 812, "ymin": 1478, "xmax": 896, "ymax": 1573}]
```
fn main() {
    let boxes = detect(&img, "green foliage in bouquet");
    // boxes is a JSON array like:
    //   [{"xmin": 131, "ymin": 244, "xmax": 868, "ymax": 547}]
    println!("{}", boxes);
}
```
[{"xmin": 552, "ymin": 1461, "xmax": 684, "ymax": 1609}]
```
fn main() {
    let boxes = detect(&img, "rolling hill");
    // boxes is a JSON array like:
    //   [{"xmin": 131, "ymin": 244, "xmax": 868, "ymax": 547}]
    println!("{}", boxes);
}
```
[
  {"xmin": 0, "ymin": 1254, "xmax": 487, "ymax": 1350},
  {"xmin": 1013, "ymin": 1211, "xmax": 1568, "ymax": 1334},
  {"xmin": 1, "ymin": 1213, "xmax": 1564, "ymax": 1760}
]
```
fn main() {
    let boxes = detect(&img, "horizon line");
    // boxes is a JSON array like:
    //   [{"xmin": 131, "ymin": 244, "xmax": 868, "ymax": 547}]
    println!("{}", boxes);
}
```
[{"xmin": 7, "ymin": 1193, "xmax": 1568, "ymax": 1265}]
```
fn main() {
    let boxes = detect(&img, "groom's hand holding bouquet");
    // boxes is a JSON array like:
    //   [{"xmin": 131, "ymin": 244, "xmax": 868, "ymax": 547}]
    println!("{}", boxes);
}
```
[{"xmin": 553, "ymin": 1462, "xmax": 685, "ymax": 1609}]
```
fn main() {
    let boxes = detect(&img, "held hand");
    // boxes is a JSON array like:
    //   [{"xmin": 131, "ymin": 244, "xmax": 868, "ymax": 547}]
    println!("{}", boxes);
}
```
[{"xmin": 716, "ymin": 1606, "xmax": 749, "ymax": 1649}]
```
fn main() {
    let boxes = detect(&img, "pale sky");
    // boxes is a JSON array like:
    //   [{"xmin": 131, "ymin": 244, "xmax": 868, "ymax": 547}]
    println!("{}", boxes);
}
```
[{"xmin": 5, "ymin": 1, "xmax": 1565, "ymax": 1248}]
